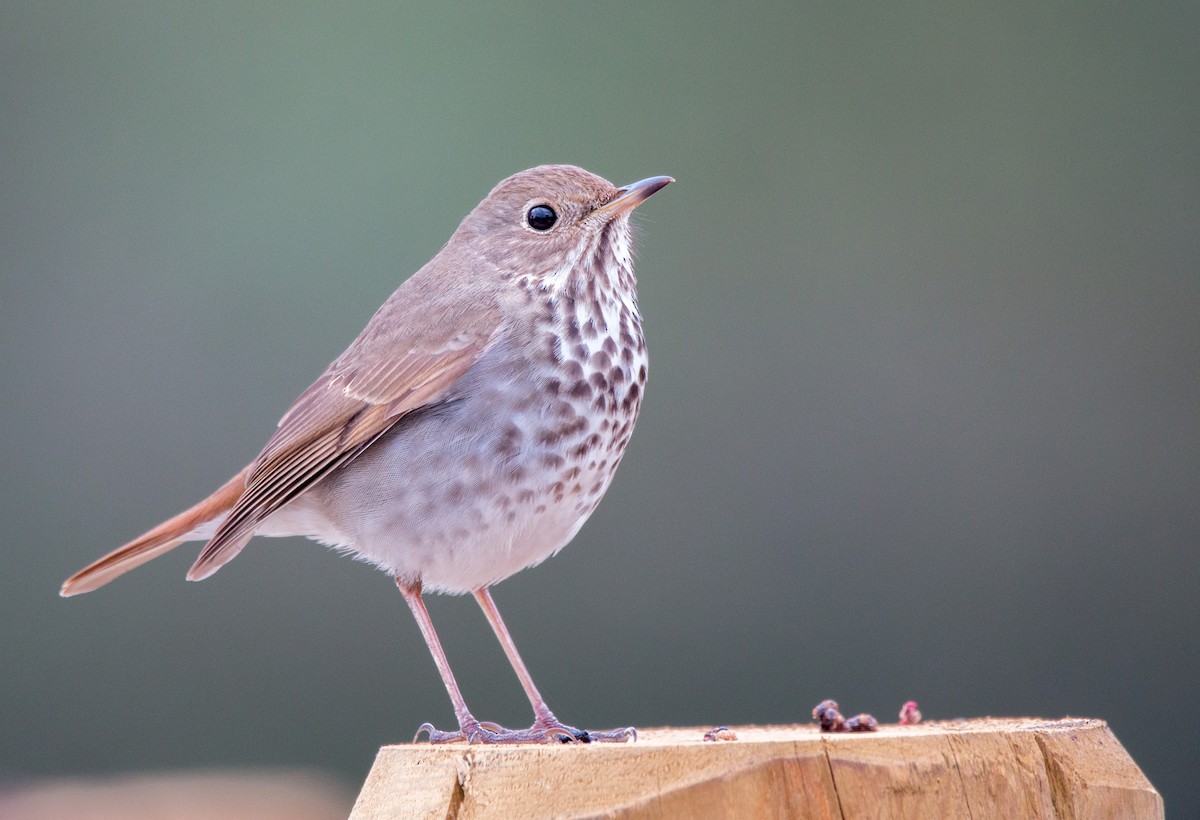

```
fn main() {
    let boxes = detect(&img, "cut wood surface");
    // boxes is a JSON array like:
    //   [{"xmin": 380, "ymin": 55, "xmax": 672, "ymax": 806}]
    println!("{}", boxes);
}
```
[{"xmin": 350, "ymin": 717, "xmax": 1161, "ymax": 819}]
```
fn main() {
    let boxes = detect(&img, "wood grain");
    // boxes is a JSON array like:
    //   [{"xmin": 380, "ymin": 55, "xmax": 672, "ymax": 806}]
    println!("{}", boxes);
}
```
[{"xmin": 350, "ymin": 718, "xmax": 1161, "ymax": 819}]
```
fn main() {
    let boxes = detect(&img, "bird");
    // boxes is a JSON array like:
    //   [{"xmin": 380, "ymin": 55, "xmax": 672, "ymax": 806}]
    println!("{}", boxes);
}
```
[{"xmin": 61, "ymin": 164, "xmax": 673, "ymax": 744}]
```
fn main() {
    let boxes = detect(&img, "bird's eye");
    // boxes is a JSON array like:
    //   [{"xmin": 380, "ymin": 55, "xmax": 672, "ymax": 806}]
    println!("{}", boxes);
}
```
[{"xmin": 526, "ymin": 204, "xmax": 558, "ymax": 231}]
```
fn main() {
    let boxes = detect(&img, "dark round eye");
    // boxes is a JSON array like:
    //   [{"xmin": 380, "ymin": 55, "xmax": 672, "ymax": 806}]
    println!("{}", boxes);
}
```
[{"xmin": 526, "ymin": 204, "xmax": 558, "ymax": 231}]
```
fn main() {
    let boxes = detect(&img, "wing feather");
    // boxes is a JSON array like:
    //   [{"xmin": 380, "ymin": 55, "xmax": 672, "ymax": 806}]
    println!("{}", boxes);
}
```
[{"xmin": 187, "ymin": 298, "xmax": 503, "ymax": 581}]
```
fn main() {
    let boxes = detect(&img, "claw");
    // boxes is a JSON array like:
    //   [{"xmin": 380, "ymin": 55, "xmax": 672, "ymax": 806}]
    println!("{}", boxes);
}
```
[
  {"xmin": 534, "ymin": 720, "xmax": 636, "ymax": 744},
  {"xmin": 585, "ymin": 726, "xmax": 637, "ymax": 743},
  {"xmin": 413, "ymin": 722, "xmax": 471, "ymax": 744},
  {"xmin": 412, "ymin": 718, "xmax": 638, "ymax": 745},
  {"xmin": 542, "ymin": 725, "xmax": 584, "ymax": 743}
]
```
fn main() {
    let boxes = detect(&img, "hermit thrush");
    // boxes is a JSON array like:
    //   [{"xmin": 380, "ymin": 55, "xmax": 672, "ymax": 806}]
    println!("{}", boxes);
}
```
[{"xmin": 62, "ymin": 165, "xmax": 672, "ymax": 744}]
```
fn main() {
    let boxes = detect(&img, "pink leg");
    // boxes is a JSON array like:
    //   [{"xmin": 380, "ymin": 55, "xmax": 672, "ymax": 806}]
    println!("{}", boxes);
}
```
[
  {"xmin": 474, "ymin": 587, "xmax": 636, "ymax": 743},
  {"xmin": 473, "ymin": 587, "xmax": 553, "ymax": 721},
  {"xmin": 396, "ymin": 579, "xmax": 486, "ymax": 743},
  {"xmin": 400, "ymin": 579, "xmax": 631, "ymax": 744}
]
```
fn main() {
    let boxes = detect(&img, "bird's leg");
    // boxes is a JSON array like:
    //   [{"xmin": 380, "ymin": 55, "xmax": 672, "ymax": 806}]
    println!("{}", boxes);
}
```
[
  {"xmin": 473, "ymin": 587, "xmax": 636, "ymax": 743},
  {"xmin": 399, "ymin": 579, "xmax": 634, "ymax": 744},
  {"xmin": 397, "ymin": 579, "xmax": 494, "ymax": 744}
]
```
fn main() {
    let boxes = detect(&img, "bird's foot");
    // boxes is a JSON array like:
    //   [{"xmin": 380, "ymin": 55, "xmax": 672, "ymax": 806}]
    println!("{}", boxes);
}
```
[
  {"xmin": 413, "ymin": 717, "xmax": 636, "ymax": 745},
  {"xmin": 530, "ymin": 715, "xmax": 637, "ymax": 744}
]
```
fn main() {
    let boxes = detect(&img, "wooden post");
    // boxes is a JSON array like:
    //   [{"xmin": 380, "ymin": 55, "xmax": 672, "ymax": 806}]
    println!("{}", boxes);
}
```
[{"xmin": 350, "ymin": 718, "xmax": 1161, "ymax": 819}]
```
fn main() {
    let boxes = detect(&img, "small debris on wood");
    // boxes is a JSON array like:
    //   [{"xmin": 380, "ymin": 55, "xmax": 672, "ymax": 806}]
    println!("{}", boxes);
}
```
[
  {"xmin": 812, "ymin": 700, "xmax": 846, "ymax": 732},
  {"xmin": 813, "ymin": 699, "xmax": 878, "ymax": 732},
  {"xmin": 899, "ymin": 700, "xmax": 922, "ymax": 725},
  {"xmin": 703, "ymin": 726, "xmax": 738, "ymax": 742},
  {"xmin": 845, "ymin": 713, "xmax": 879, "ymax": 732}
]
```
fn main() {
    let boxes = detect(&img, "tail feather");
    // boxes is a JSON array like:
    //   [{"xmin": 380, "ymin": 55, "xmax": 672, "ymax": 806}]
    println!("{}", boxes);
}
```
[
  {"xmin": 185, "ymin": 529, "xmax": 255, "ymax": 582},
  {"xmin": 60, "ymin": 467, "xmax": 250, "ymax": 597}
]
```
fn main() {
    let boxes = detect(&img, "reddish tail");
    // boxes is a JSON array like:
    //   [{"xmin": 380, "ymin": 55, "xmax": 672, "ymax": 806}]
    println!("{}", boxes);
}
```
[{"xmin": 60, "ymin": 467, "xmax": 250, "ymax": 597}]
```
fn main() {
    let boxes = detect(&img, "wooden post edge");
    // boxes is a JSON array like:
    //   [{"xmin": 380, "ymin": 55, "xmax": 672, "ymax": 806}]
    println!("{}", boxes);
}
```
[{"xmin": 350, "ymin": 717, "xmax": 1162, "ymax": 818}]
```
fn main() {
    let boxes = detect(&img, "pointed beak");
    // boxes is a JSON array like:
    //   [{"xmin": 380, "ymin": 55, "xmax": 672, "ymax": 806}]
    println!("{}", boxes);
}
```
[{"xmin": 596, "ymin": 175, "xmax": 674, "ymax": 216}]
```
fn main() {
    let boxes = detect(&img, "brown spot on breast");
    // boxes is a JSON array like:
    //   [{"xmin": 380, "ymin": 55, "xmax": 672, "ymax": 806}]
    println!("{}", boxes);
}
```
[
  {"xmin": 494, "ymin": 424, "xmax": 523, "ymax": 458},
  {"xmin": 609, "ymin": 366, "xmax": 626, "ymax": 385},
  {"xmin": 590, "ymin": 350, "xmax": 612, "ymax": 371},
  {"xmin": 621, "ymin": 382, "xmax": 641, "ymax": 409},
  {"xmin": 541, "ymin": 453, "xmax": 566, "ymax": 469},
  {"xmin": 445, "ymin": 481, "xmax": 467, "ymax": 504},
  {"xmin": 563, "ymin": 359, "xmax": 585, "ymax": 380},
  {"xmin": 568, "ymin": 380, "xmax": 592, "ymax": 399},
  {"xmin": 602, "ymin": 337, "xmax": 618, "ymax": 355},
  {"xmin": 638, "ymin": 364, "xmax": 647, "ymax": 383},
  {"xmin": 582, "ymin": 318, "xmax": 598, "ymax": 339},
  {"xmin": 589, "ymin": 371, "xmax": 609, "ymax": 391}
]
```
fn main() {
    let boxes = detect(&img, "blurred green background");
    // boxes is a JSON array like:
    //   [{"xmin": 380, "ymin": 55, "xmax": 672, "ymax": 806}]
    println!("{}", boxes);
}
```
[{"xmin": 3, "ymin": 0, "xmax": 1197, "ymax": 814}]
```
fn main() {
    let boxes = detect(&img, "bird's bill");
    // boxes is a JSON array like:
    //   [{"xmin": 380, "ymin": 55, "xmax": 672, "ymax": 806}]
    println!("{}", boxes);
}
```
[{"xmin": 595, "ymin": 175, "xmax": 674, "ymax": 216}]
